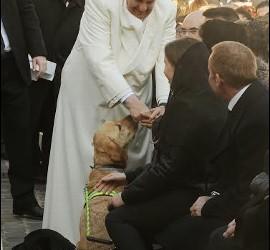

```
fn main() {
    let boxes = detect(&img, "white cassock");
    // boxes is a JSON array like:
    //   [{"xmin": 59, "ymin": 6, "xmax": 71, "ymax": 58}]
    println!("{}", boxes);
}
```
[{"xmin": 42, "ymin": 0, "xmax": 176, "ymax": 244}]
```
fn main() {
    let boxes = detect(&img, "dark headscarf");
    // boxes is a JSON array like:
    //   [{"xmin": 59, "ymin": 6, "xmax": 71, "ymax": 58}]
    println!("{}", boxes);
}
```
[{"xmin": 156, "ymin": 42, "xmax": 227, "ymax": 157}]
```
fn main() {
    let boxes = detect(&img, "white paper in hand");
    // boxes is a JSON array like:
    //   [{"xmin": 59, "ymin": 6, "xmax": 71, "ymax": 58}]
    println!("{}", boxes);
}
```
[{"xmin": 28, "ymin": 55, "xmax": 57, "ymax": 82}]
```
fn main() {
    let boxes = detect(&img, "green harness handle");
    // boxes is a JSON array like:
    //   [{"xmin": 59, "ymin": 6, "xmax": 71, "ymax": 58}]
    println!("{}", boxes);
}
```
[{"xmin": 84, "ymin": 185, "xmax": 118, "ymax": 238}]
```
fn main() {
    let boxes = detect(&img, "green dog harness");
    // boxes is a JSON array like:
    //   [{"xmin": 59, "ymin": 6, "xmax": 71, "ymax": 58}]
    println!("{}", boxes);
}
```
[{"xmin": 84, "ymin": 185, "xmax": 118, "ymax": 241}]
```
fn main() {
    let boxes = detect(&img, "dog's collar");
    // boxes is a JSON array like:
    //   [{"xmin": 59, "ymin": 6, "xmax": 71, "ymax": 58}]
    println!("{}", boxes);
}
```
[{"xmin": 90, "ymin": 164, "xmax": 125, "ymax": 172}]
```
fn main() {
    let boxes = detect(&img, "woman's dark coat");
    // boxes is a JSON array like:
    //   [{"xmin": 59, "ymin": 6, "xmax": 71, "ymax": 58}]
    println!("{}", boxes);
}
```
[{"xmin": 122, "ymin": 42, "xmax": 227, "ymax": 204}]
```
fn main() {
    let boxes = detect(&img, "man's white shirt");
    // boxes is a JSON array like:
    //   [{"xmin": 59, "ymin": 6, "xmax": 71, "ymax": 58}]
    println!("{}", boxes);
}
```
[
  {"xmin": 228, "ymin": 84, "xmax": 251, "ymax": 111},
  {"xmin": 1, "ymin": 19, "xmax": 11, "ymax": 51}
]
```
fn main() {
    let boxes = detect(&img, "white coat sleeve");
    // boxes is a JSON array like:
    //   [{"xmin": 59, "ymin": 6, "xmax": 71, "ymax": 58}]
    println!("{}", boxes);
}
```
[
  {"xmin": 155, "ymin": 4, "xmax": 176, "ymax": 105},
  {"xmin": 78, "ymin": 0, "xmax": 132, "ymax": 108}
]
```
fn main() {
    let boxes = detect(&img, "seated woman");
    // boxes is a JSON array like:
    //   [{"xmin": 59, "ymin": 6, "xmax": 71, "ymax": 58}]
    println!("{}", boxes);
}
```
[{"xmin": 95, "ymin": 38, "xmax": 227, "ymax": 250}]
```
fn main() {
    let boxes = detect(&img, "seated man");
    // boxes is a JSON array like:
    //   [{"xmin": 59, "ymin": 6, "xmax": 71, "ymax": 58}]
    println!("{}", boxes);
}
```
[
  {"xmin": 154, "ymin": 41, "xmax": 269, "ymax": 250},
  {"xmin": 207, "ymin": 150, "xmax": 269, "ymax": 250}
]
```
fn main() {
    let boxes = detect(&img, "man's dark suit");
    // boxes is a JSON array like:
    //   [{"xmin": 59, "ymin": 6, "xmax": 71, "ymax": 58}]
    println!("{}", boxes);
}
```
[
  {"xmin": 29, "ymin": 0, "xmax": 85, "ymax": 174},
  {"xmin": 201, "ymin": 81, "xmax": 269, "ymax": 220},
  {"xmin": 1, "ymin": 0, "xmax": 46, "ymax": 85},
  {"xmin": 1, "ymin": 0, "xmax": 46, "ymax": 208},
  {"xmin": 206, "ymin": 150, "xmax": 269, "ymax": 250},
  {"xmin": 155, "ymin": 80, "xmax": 269, "ymax": 250}
]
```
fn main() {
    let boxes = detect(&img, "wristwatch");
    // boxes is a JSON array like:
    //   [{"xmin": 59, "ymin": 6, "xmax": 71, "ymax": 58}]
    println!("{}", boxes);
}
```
[{"xmin": 210, "ymin": 191, "xmax": 221, "ymax": 197}]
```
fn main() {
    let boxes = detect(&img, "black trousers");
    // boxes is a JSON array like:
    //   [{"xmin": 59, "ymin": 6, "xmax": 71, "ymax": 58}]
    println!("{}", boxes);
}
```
[
  {"xmin": 30, "ymin": 78, "xmax": 55, "ymax": 173},
  {"xmin": 29, "ymin": 65, "xmax": 62, "ymax": 173},
  {"xmin": 155, "ymin": 215, "xmax": 227, "ymax": 250},
  {"xmin": 105, "ymin": 188, "xmax": 201, "ymax": 250},
  {"xmin": 1, "ymin": 53, "xmax": 36, "ymax": 205},
  {"xmin": 206, "ymin": 226, "xmax": 242, "ymax": 250}
]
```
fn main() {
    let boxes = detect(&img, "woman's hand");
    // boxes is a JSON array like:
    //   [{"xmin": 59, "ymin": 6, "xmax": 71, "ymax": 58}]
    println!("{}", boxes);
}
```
[
  {"xmin": 140, "ymin": 106, "xmax": 165, "ymax": 128},
  {"xmin": 108, "ymin": 193, "xmax": 125, "ymax": 210},
  {"xmin": 95, "ymin": 172, "xmax": 127, "ymax": 193},
  {"xmin": 223, "ymin": 219, "xmax": 236, "ymax": 238}
]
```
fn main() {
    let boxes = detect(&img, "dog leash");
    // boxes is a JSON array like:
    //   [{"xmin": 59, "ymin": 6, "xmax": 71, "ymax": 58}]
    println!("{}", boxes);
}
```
[{"xmin": 84, "ymin": 185, "xmax": 118, "ymax": 240}]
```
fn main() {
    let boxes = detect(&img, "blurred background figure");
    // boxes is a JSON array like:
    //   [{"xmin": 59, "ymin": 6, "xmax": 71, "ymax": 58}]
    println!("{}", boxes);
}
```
[
  {"xmin": 199, "ymin": 19, "xmax": 247, "ymax": 49},
  {"xmin": 189, "ymin": 0, "xmax": 209, "ymax": 12},
  {"xmin": 239, "ymin": 18, "xmax": 269, "ymax": 89},
  {"xmin": 255, "ymin": 0, "xmax": 269, "ymax": 16},
  {"xmin": 203, "ymin": 6, "xmax": 240, "ymax": 21},
  {"xmin": 199, "ymin": 18, "xmax": 269, "ymax": 89},
  {"xmin": 176, "ymin": 0, "xmax": 209, "ymax": 22},
  {"xmin": 177, "ymin": 10, "xmax": 206, "ymax": 39},
  {"xmin": 176, "ymin": 0, "xmax": 191, "ymax": 21},
  {"xmin": 235, "ymin": 6, "xmax": 254, "ymax": 20},
  {"xmin": 205, "ymin": 0, "xmax": 221, "ymax": 6}
]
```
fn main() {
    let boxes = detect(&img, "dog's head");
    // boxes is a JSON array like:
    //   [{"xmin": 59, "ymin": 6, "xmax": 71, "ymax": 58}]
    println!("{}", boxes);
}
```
[{"xmin": 93, "ymin": 116, "xmax": 138, "ymax": 168}]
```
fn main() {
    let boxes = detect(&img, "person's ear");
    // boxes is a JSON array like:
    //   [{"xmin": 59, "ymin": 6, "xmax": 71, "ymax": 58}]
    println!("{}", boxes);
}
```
[{"xmin": 215, "ymin": 73, "xmax": 224, "ymax": 88}]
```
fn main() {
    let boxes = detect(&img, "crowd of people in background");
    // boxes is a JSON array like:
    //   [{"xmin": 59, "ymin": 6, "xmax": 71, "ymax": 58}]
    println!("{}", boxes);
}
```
[{"xmin": 1, "ymin": 0, "xmax": 269, "ymax": 249}]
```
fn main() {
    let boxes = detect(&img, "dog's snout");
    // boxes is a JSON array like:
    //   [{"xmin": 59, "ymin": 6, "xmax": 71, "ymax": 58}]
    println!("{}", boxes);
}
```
[{"xmin": 122, "ymin": 115, "xmax": 138, "ymax": 131}]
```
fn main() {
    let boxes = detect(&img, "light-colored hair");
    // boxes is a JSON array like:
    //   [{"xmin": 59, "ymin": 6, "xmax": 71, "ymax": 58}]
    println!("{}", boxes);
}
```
[{"xmin": 209, "ymin": 41, "xmax": 257, "ymax": 88}]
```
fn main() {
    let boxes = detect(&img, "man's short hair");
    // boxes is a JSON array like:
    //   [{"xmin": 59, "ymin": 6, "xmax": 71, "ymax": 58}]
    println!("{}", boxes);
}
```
[
  {"xmin": 209, "ymin": 41, "xmax": 257, "ymax": 88},
  {"xmin": 203, "ymin": 7, "xmax": 240, "ymax": 22},
  {"xmin": 199, "ymin": 19, "xmax": 248, "ymax": 50}
]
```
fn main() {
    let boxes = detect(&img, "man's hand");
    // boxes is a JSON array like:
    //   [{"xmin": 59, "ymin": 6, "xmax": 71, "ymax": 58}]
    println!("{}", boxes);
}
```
[
  {"xmin": 108, "ymin": 193, "xmax": 125, "ymax": 210},
  {"xmin": 223, "ymin": 219, "xmax": 236, "ymax": 238},
  {"xmin": 95, "ymin": 172, "xmax": 127, "ymax": 193},
  {"xmin": 190, "ymin": 196, "xmax": 211, "ymax": 217},
  {"xmin": 32, "ymin": 56, "xmax": 47, "ymax": 78},
  {"xmin": 124, "ymin": 94, "xmax": 150, "ymax": 122}
]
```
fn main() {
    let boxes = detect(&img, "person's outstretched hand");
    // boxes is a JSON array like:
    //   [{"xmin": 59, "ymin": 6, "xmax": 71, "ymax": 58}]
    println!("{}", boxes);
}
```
[
  {"xmin": 140, "ymin": 106, "xmax": 165, "ymax": 128},
  {"xmin": 95, "ymin": 172, "xmax": 127, "ymax": 193},
  {"xmin": 124, "ymin": 94, "xmax": 150, "ymax": 122}
]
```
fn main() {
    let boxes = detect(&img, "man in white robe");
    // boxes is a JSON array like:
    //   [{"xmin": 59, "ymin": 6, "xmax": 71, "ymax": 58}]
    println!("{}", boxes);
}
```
[{"xmin": 42, "ymin": 0, "xmax": 176, "ymax": 244}]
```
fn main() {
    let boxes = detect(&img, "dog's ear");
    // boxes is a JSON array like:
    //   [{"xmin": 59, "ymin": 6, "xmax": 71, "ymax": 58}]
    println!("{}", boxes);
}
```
[{"xmin": 107, "ymin": 137, "xmax": 128, "ymax": 164}]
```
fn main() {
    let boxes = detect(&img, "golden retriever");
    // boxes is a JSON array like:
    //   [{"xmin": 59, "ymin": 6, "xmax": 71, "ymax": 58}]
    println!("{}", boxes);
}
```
[{"xmin": 77, "ymin": 116, "xmax": 137, "ymax": 250}]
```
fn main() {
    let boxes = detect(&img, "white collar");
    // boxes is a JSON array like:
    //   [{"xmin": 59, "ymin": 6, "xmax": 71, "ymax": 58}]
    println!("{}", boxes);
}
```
[{"xmin": 228, "ymin": 84, "xmax": 251, "ymax": 111}]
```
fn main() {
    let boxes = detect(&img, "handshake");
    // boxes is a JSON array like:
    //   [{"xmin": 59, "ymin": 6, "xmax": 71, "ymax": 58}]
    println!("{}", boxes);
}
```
[{"xmin": 124, "ymin": 94, "xmax": 165, "ymax": 128}]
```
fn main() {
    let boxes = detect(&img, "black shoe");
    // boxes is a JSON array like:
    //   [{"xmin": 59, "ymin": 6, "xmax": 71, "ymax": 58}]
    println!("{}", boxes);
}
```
[{"xmin": 13, "ymin": 203, "xmax": 43, "ymax": 220}]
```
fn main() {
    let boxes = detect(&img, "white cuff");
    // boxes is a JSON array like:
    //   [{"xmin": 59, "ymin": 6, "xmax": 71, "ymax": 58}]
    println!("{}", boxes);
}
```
[
  {"xmin": 157, "ymin": 95, "xmax": 169, "ymax": 105},
  {"xmin": 120, "ymin": 91, "xmax": 135, "ymax": 103}
]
